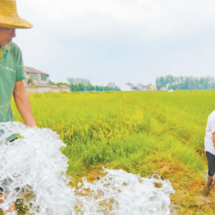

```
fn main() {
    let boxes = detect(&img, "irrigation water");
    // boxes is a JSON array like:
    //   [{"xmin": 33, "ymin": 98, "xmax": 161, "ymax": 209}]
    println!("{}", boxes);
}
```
[{"xmin": 0, "ymin": 122, "xmax": 175, "ymax": 215}]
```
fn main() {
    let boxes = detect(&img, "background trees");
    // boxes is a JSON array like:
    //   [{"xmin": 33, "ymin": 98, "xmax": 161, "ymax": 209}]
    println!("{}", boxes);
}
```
[
  {"xmin": 156, "ymin": 75, "xmax": 215, "ymax": 90},
  {"xmin": 67, "ymin": 77, "xmax": 120, "ymax": 92}
]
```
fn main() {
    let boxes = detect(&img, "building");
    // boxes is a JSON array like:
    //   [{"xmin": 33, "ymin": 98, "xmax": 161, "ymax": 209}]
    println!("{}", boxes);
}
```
[
  {"xmin": 120, "ymin": 83, "xmax": 134, "ymax": 91},
  {"xmin": 26, "ymin": 85, "xmax": 70, "ymax": 94},
  {"xmin": 137, "ymin": 84, "xmax": 150, "ymax": 91},
  {"xmin": 23, "ymin": 66, "xmax": 70, "ymax": 93},
  {"xmin": 49, "ymin": 85, "xmax": 61, "ymax": 93},
  {"xmin": 126, "ymin": 83, "xmax": 135, "ymax": 89},
  {"xmin": 24, "ymin": 66, "xmax": 49, "ymax": 86},
  {"xmin": 149, "ymin": 85, "xmax": 157, "ymax": 91},
  {"xmin": 59, "ymin": 85, "xmax": 70, "ymax": 92}
]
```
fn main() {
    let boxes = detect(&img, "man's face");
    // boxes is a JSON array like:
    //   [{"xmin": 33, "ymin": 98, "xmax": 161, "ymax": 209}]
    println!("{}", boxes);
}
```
[{"xmin": 0, "ymin": 27, "xmax": 16, "ymax": 46}]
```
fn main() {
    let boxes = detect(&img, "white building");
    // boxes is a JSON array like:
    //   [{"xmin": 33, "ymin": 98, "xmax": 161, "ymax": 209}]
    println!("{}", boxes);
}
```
[
  {"xmin": 23, "ymin": 66, "xmax": 71, "ymax": 93},
  {"xmin": 24, "ymin": 66, "xmax": 49, "ymax": 86},
  {"xmin": 137, "ymin": 84, "xmax": 150, "ymax": 91},
  {"xmin": 120, "ymin": 84, "xmax": 134, "ymax": 91}
]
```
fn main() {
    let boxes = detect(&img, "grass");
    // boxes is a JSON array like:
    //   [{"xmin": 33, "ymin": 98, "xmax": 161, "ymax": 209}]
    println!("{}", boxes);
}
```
[{"xmin": 11, "ymin": 90, "xmax": 215, "ymax": 214}]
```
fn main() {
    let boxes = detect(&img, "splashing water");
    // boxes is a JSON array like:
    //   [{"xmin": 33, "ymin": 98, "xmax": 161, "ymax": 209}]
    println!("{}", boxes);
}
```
[
  {"xmin": 0, "ymin": 122, "xmax": 175, "ymax": 215},
  {"xmin": 74, "ymin": 169, "xmax": 175, "ymax": 215},
  {"xmin": 0, "ymin": 122, "xmax": 74, "ymax": 215}
]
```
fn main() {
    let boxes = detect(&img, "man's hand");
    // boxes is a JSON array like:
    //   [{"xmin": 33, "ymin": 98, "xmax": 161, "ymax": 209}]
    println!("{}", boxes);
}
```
[{"xmin": 13, "ymin": 80, "xmax": 36, "ymax": 127}]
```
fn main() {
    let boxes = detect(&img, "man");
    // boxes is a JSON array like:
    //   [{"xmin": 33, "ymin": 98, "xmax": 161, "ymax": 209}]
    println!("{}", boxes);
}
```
[
  {"xmin": 0, "ymin": 0, "xmax": 36, "ymax": 126},
  {"xmin": 203, "ymin": 110, "xmax": 215, "ymax": 196},
  {"xmin": 0, "ymin": 0, "xmax": 36, "ymax": 213}
]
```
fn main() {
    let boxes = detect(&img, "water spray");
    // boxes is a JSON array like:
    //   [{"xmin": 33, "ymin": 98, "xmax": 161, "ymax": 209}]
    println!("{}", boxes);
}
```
[{"xmin": 0, "ymin": 122, "xmax": 175, "ymax": 215}]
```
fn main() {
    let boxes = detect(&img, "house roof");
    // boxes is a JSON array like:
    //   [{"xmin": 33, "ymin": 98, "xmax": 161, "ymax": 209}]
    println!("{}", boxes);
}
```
[
  {"xmin": 48, "ymin": 85, "xmax": 60, "ymax": 88},
  {"xmin": 59, "ymin": 85, "xmax": 70, "ymax": 88},
  {"xmin": 24, "ymin": 66, "xmax": 49, "ymax": 76},
  {"xmin": 36, "ymin": 84, "xmax": 50, "ymax": 88}
]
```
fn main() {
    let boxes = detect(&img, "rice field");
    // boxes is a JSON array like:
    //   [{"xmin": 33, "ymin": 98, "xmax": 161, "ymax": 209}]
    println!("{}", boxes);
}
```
[{"xmin": 11, "ymin": 91, "xmax": 215, "ymax": 214}]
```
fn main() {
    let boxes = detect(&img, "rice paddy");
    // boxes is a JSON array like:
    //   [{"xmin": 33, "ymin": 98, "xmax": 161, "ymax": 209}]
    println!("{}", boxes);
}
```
[{"xmin": 11, "ymin": 91, "xmax": 215, "ymax": 214}]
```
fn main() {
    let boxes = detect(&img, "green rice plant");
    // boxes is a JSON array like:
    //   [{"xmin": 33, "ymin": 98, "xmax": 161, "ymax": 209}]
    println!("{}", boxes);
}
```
[{"xmin": 11, "ymin": 90, "xmax": 215, "ymax": 214}]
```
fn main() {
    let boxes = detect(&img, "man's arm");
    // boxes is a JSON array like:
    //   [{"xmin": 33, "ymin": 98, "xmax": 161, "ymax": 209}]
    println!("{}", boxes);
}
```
[
  {"xmin": 13, "ymin": 80, "xmax": 36, "ymax": 127},
  {"xmin": 213, "ymin": 132, "xmax": 215, "ymax": 149}
]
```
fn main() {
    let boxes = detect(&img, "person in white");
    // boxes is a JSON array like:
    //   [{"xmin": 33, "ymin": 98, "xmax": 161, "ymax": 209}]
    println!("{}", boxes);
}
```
[{"xmin": 203, "ymin": 110, "xmax": 215, "ymax": 196}]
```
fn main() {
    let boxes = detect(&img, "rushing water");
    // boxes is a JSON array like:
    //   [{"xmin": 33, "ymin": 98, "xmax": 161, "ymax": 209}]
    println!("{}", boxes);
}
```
[
  {"xmin": 0, "ymin": 122, "xmax": 175, "ymax": 215},
  {"xmin": 75, "ymin": 168, "xmax": 175, "ymax": 215}
]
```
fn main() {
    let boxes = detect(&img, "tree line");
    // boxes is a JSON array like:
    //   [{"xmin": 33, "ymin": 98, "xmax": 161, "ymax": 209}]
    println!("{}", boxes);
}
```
[
  {"xmin": 156, "ymin": 75, "xmax": 215, "ymax": 90},
  {"xmin": 49, "ymin": 78, "xmax": 120, "ymax": 92},
  {"xmin": 67, "ymin": 77, "xmax": 120, "ymax": 92},
  {"xmin": 69, "ymin": 83, "xmax": 120, "ymax": 92}
]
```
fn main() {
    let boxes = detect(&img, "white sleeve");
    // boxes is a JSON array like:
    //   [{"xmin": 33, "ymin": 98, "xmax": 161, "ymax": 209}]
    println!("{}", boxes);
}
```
[{"xmin": 210, "ymin": 114, "xmax": 215, "ymax": 133}]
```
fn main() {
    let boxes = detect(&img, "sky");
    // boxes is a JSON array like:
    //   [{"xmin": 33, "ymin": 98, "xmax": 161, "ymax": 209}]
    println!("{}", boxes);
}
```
[{"xmin": 13, "ymin": 0, "xmax": 215, "ymax": 86}]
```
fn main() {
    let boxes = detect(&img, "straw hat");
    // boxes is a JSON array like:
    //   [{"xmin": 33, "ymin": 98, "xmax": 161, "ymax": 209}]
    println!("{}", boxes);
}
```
[{"xmin": 0, "ymin": 0, "xmax": 33, "ymax": 29}]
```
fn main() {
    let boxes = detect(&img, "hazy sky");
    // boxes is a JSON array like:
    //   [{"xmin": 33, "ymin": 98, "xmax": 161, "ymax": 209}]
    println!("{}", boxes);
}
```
[{"xmin": 13, "ymin": 0, "xmax": 215, "ymax": 86}]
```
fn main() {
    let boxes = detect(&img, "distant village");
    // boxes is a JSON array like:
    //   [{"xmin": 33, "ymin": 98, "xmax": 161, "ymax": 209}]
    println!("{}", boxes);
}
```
[
  {"xmin": 24, "ymin": 66, "xmax": 158, "ymax": 93},
  {"xmin": 107, "ymin": 82, "xmax": 157, "ymax": 91}
]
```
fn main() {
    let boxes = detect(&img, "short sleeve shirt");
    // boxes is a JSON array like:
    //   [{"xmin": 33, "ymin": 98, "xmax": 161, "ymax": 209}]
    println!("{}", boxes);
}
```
[
  {"xmin": 0, "ymin": 42, "xmax": 25, "ymax": 122},
  {"xmin": 204, "ymin": 110, "xmax": 215, "ymax": 155}
]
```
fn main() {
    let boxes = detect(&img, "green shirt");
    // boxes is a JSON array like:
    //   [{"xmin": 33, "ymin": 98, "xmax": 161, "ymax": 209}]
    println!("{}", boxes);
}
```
[{"xmin": 0, "ymin": 42, "xmax": 25, "ymax": 122}]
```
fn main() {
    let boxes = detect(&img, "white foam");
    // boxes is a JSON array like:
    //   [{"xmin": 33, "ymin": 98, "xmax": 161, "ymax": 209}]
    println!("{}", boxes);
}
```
[
  {"xmin": 0, "ymin": 122, "xmax": 74, "ymax": 215},
  {"xmin": 0, "ymin": 122, "xmax": 175, "ymax": 215},
  {"xmin": 74, "ymin": 168, "xmax": 175, "ymax": 215}
]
